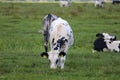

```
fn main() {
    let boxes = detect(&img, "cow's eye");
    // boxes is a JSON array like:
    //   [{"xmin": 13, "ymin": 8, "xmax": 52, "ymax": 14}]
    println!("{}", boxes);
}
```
[{"xmin": 56, "ymin": 59, "xmax": 59, "ymax": 64}]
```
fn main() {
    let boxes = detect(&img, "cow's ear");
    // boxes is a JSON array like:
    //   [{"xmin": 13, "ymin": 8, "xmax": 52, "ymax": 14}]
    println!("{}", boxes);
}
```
[
  {"xmin": 59, "ymin": 52, "xmax": 66, "ymax": 57},
  {"xmin": 41, "ymin": 52, "xmax": 48, "ymax": 58},
  {"xmin": 96, "ymin": 33, "xmax": 103, "ymax": 37}
]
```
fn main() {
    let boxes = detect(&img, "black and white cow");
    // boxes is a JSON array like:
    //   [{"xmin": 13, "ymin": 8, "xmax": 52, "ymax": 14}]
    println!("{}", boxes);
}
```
[
  {"xmin": 112, "ymin": 0, "xmax": 120, "ymax": 4},
  {"xmin": 104, "ymin": 39, "xmax": 120, "ymax": 52},
  {"xmin": 94, "ymin": 0, "xmax": 104, "ymax": 8},
  {"xmin": 59, "ymin": 0, "xmax": 71, "ymax": 7},
  {"xmin": 41, "ymin": 17, "xmax": 74, "ymax": 69},
  {"xmin": 93, "ymin": 33, "xmax": 116, "ymax": 53},
  {"xmin": 42, "ymin": 14, "xmax": 58, "ymax": 52}
]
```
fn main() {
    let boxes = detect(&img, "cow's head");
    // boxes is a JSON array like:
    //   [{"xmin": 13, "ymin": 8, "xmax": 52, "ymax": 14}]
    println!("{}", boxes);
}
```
[
  {"xmin": 96, "ymin": 33, "xmax": 116, "ymax": 41},
  {"xmin": 41, "ymin": 51, "xmax": 66, "ymax": 69}
]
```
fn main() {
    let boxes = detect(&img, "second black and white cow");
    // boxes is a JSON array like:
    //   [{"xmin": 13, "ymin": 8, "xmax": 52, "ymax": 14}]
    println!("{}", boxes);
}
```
[
  {"xmin": 94, "ymin": 0, "xmax": 104, "ymax": 8},
  {"xmin": 112, "ymin": 0, "xmax": 120, "ymax": 4},
  {"xmin": 41, "ymin": 17, "xmax": 74, "ymax": 69},
  {"xmin": 93, "ymin": 33, "xmax": 116, "ymax": 53},
  {"xmin": 59, "ymin": 0, "xmax": 71, "ymax": 7}
]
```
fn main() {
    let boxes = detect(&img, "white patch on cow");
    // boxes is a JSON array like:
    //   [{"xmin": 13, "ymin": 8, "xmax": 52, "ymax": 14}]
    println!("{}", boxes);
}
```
[
  {"xmin": 104, "ymin": 39, "xmax": 120, "ymax": 52},
  {"xmin": 103, "ymin": 33, "xmax": 115, "ymax": 40},
  {"xmin": 48, "ymin": 51, "xmax": 59, "ymax": 69}
]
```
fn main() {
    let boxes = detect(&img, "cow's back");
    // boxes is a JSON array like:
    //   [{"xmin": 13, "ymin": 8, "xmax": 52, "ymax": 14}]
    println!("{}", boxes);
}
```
[{"xmin": 49, "ymin": 18, "xmax": 74, "ymax": 49}]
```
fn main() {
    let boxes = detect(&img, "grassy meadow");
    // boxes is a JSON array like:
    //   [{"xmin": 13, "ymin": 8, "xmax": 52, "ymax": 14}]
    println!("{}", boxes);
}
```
[{"xmin": 0, "ymin": 2, "xmax": 120, "ymax": 80}]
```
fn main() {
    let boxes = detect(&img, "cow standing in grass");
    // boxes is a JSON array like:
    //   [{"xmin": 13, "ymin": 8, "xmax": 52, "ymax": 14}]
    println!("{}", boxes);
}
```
[
  {"xmin": 94, "ymin": 0, "xmax": 104, "ymax": 8},
  {"xmin": 59, "ymin": 0, "xmax": 71, "ymax": 7},
  {"xmin": 41, "ymin": 16, "xmax": 74, "ymax": 69},
  {"xmin": 42, "ymin": 14, "xmax": 58, "ymax": 52}
]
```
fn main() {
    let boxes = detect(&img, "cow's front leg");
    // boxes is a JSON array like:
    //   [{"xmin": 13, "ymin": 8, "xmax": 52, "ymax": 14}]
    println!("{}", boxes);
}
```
[{"xmin": 60, "ymin": 56, "xmax": 66, "ymax": 69}]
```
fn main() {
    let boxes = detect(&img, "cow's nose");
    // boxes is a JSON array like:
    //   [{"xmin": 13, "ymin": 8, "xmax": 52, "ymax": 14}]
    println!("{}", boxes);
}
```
[{"xmin": 50, "ymin": 65, "xmax": 57, "ymax": 69}]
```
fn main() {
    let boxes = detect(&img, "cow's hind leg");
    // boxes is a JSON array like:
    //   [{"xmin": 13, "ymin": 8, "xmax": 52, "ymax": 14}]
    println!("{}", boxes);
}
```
[
  {"xmin": 60, "ymin": 56, "xmax": 66, "ymax": 69},
  {"xmin": 43, "ymin": 30, "xmax": 49, "ymax": 52}
]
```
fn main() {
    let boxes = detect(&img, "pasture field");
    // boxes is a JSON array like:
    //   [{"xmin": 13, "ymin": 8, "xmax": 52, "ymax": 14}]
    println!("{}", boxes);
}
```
[{"xmin": 0, "ymin": 2, "xmax": 120, "ymax": 80}]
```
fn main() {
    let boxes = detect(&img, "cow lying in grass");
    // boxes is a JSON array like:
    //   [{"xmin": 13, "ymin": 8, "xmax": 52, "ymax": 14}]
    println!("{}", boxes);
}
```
[
  {"xmin": 41, "ymin": 15, "xmax": 74, "ymax": 69},
  {"xmin": 42, "ymin": 14, "xmax": 58, "ymax": 52},
  {"xmin": 93, "ymin": 33, "xmax": 116, "ymax": 53}
]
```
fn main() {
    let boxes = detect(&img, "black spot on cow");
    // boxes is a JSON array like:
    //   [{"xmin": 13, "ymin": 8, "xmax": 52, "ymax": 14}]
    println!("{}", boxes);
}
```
[
  {"xmin": 96, "ymin": 33, "xmax": 104, "ymax": 37},
  {"xmin": 118, "ymin": 43, "xmax": 120, "ymax": 49},
  {"xmin": 52, "ymin": 38, "xmax": 55, "ymax": 44},
  {"xmin": 113, "ymin": 49, "xmax": 118, "ymax": 53},
  {"xmin": 62, "ymin": 23, "xmax": 68, "ymax": 26},
  {"xmin": 52, "ymin": 38, "xmax": 57, "ymax": 48},
  {"xmin": 59, "ymin": 52, "xmax": 66, "ymax": 57},
  {"xmin": 109, "ymin": 41, "xmax": 112, "ymax": 44},
  {"xmin": 54, "ymin": 37, "xmax": 68, "ymax": 50},
  {"xmin": 46, "ymin": 14, "xmax": 55, "ymax": 26},
  {"xmin": 47, "ymin": 14, "xmax": 57, "ymax": 22},
  {"xmin": 94, "ymin": 37, "xmax": 108, "ymax": 52},
  {"xmin": 53, "ymin": 43, "xmax": 56, "ymax": 46},
  {"xmin": 47, "ymin": 14, "xmax": 52, "ymax": 21},
  {"xmin": 54, "ymin": 46, "xmax": 58, "ymax": 50},
  {"xmin": 56, "ymin": 59, "xmax": 59, "ymax": 64}
]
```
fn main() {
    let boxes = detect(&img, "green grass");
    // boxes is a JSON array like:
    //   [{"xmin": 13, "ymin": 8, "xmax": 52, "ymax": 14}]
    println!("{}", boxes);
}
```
[{"xmin": 0, "ymin": 2, "xmax": 120, "ymax": 80}]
